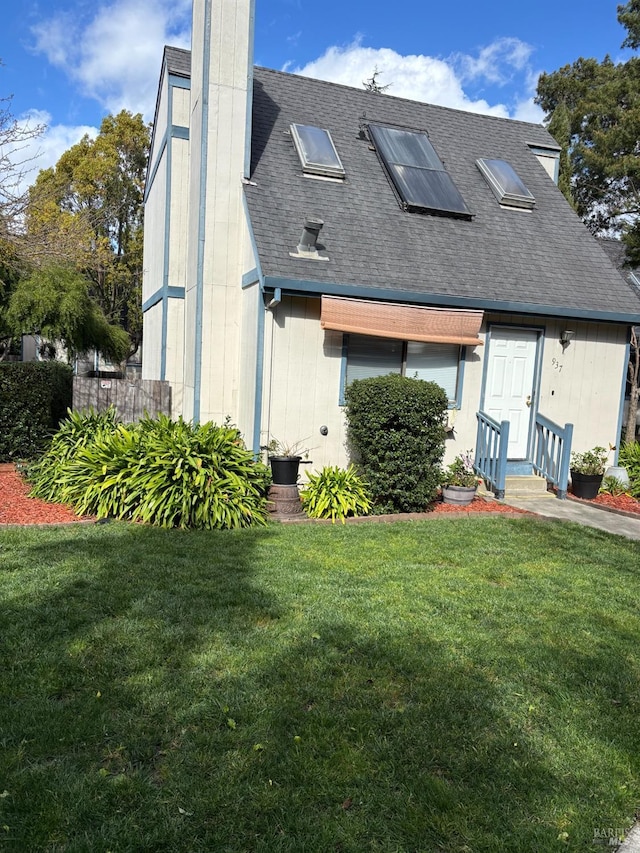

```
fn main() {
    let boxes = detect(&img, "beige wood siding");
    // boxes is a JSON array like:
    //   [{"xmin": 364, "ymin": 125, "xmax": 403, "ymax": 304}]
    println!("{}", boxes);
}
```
[
  {"xmin": 142, "ymin": 303, "xmax": 163, "ymax": 380},
  {"xmin": 141, "ymin": 156, "xmax": 167, "ymax": 305},
  {"xmin": 260, "ymin": 303, "xmax": 629, "ymax": 471},
  {"xmin": 262, "ymin": 295, "xmax": 348, "ymax": 472},
  {"xmin": 173, "ymin": 87, "xmax": 190, "ymax": 128}
]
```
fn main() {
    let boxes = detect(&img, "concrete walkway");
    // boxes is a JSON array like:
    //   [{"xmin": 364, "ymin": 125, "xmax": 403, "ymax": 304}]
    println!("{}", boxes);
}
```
[{"xmin": 502, "ymin": 493, "xmax": 640, "ymax": 541}]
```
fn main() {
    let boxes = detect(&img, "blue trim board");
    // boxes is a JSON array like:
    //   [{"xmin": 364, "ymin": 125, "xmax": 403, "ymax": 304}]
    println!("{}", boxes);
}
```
[
  {"xmin": 454, "ymin": 346, "xmax": 466, "ymax": 410},
  {"xmin": 171, "ymin": 125, "xmax": 189, "ymax": 140},
  {"xmin": 142, "ymin": 287, "xmax": 185, "ymax": 314},
  {"xmin": 615, "ymin": 332, "xmax": 632, "ymax": 462},
  {"xmin": 242, "ymin": 268, "xmax": 259, "ymax": 288},
  {"xmin": 338, "ymin": 334, "xmax": 349, "ymax": 406},
  {"xmin": 168, "ymin": 73, "xmax": 190, "ymax": 90},
  {"xmin": 262, "ymin": 276, "xmax": 640, "ymax": 324},
  {"xmin": 252, "ymin": 284, "xmax": 265, "ymax": 455},
  {"xmin": 193, "ymin": 2, "xmax": 212, "ymax": 424}
]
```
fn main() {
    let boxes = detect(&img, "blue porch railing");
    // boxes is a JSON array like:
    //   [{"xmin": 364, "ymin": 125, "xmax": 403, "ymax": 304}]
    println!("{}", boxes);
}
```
[
  {"xmin": 532, "ymin": 413, "xmax": 573, "ymax": 499},
  {"xmin": 475, "ymin": 412, "xmax": 510, "ymax": 499}
]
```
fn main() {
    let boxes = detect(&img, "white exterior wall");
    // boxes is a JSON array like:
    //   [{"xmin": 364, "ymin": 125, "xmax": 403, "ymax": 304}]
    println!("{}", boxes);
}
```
[
  {"xmin": 453, "ymin": 313, "xmax": 628, "ymax": 461},
  {"xmin": 142, "ymin": 156, "xmax": 167, "ymax": 308},
  {"xmin": 165, "ymin": 300, "xmax": 185, "ymax": 417},
  {"xmin": 142, "ymin": 304, "xmax": 163, "ymax": 380},
  {"xmin": 260, "ymin": 299, "xmax": 630, "ymax": 473},
  {"xmin": 261, "ymin": 296, "xmax": 349, "ymax": 472},
  {"xmin": 184, "ymin": 0, "xmax": 254, "ymax": 426}
]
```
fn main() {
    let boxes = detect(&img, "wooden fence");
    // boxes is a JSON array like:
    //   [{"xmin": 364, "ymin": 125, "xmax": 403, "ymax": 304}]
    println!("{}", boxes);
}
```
[{"xmin": 73, "ymin": 377, "xmax": 171, "ymax": 423}]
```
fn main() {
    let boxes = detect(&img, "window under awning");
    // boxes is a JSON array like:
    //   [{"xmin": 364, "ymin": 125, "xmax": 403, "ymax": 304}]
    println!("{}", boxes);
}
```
[{"xmin": 320, "ymin": 296, "xmax": 484, "ymax": 346}]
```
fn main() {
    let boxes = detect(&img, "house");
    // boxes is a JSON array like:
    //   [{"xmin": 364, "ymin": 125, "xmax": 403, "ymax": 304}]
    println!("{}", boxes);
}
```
[{"xmin": 141, "ymin": 0, "xmax": 640, "ymax": 496}]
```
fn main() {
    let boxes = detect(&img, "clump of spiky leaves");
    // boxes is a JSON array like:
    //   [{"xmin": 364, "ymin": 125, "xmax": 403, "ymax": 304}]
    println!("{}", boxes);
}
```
[
  {"xmin": 618, "ymin": 442, "xmax": 640, "ymax": 498},
  {"xmin": 300, "ymin": 464, "xmax": 372, "ymax": 523},
  {"xmin": 27, "ymin": 406, "xmax": 121, "ymax": 502},
  {"xmin": 27, "ymin": 411, "xmax": 271, "ymax": 529},
  {"xmin": 124, "ymin": 416, "xmax": 271, "ymax": 529}
]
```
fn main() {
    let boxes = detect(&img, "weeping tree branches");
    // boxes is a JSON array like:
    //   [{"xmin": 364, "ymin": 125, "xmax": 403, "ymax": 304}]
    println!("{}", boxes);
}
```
[{"xmin": 22, "ymin": 110, "xmax": 149, "ymax": 357}]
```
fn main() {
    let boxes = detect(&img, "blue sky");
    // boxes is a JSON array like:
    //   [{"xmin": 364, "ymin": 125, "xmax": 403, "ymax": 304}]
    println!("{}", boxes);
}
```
[{"xmin": 0, "ymin": 0, "xmax": 633, "ymax": 192}]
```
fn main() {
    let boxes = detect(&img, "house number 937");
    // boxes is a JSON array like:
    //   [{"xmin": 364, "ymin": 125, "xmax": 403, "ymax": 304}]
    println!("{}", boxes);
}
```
[{"xmin": 552, "ymin": 358, "xmax": 563, "ymax": 372}]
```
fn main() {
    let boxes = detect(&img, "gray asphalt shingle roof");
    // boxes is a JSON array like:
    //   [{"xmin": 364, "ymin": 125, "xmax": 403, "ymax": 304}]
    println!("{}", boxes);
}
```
[{"xmin": 244, "ymin": 67, "xmax": 640, "ymax": 322}]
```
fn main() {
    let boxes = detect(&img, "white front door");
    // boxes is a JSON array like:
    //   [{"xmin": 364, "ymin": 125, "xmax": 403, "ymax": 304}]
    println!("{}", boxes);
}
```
[{"xmin": 484, "ymin": 327, "xmax": 539, "ymax": 459}]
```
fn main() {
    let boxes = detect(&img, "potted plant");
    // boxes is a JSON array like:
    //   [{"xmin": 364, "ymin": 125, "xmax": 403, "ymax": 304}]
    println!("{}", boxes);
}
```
[
  {"xmin": 570, "ymin": 445, "xmax": 609, "ymax": 499},
  {"xmin": 263, "ymin": 437, "xmax": 311, "ymax": 485},
  {"xmin": 441, "ymin": 450, "xmax": 480, "ymax": 506}
]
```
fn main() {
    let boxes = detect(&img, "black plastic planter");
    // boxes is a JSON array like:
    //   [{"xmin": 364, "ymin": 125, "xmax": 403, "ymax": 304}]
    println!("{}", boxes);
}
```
[
  {"xmin": 269, "ymin": 456, "xmax": 301, "ymax": 485},
  {"xmin": 570, "ymin": 471, "xmax": 603, "ymax": 500}
]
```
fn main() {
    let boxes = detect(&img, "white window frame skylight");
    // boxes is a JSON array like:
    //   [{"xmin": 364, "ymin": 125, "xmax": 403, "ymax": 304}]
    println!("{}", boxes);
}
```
[
  {"xmin": 476, "ymin": 158, "xmax": 535, "ymax": 210},
  {"xmin": 290, "ymin": 123, "xmax": 345, "ymax": 179}
]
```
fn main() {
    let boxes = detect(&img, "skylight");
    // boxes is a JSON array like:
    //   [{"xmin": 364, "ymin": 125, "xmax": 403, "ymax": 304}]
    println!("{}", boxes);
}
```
[
  {"xmin": 368, "ymin": 123, "xmax": 472, "ymax": 219},
  {"xmin": 476, "ymin": 158, "xmax": 535, "ymax": 210},
  {"xmin": 290, "ymin": 124, "xmax": 345, "ymax": 179}
]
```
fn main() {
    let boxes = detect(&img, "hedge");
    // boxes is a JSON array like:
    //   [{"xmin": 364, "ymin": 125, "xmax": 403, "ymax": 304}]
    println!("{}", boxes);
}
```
[{"xmin": 0, "ymin": 362, "xmax": 73, "ymax": 461}]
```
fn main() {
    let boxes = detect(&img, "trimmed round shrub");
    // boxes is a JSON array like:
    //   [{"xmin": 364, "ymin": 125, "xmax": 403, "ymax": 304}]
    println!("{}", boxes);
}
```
[{"xmin": 344, "ymin": 373, "xmax": 447, "ymax": 513}]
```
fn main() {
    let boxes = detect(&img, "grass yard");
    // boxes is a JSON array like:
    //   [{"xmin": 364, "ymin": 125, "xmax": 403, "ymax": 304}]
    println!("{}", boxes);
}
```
[{"xmin": 1, "ymin": 516, "xmax": 639, "ymax": 852}]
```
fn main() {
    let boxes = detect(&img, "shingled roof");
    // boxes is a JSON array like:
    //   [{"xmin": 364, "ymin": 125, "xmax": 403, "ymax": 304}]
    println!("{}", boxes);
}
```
[{"xmin": 244, "ymin": 66, "xmax": 640, "ymax": 323}]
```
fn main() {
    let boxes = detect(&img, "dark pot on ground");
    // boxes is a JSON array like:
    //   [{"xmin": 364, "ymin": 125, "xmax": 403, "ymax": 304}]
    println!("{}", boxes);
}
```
[
  {"xmin": 269, "ymin": 456, "xmax": 302, "ymax": 485},
  {"xmin": 570, "ymin": 470, "xmax": 603, "ymax": 500},
  {"xmin": 442, "ymin": 485, "xmax": 477, "ymax": 506}
]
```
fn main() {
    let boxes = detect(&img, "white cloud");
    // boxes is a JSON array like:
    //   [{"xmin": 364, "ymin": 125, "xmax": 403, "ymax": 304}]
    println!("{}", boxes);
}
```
[
  {"xmin": 291, "ymin": 37, "xmax": 544, "ymax": 122},
  {"xmin": 31, "ymin": 0, "xmax": 192, "ymax": 120},
  {"xmin": 7, "ymin": 110, "xmax": 98, "ymax": 199},
  {"xmin": 454, "ymin": 37, "xmax": 534, "ymax": 86}
]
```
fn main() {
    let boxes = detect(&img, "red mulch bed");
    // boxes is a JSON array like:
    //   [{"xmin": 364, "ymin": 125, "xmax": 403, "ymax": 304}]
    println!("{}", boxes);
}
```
[
  {"xmin": 570, "ymin": 490, "xmax": 640, "ymax": 516},
  {"xmin": 0, "ymin": 464, "xmax": 88, "ymax": 526},
  {"xmin": 432, "ymin": 496, "xmax": 526, "ymax": 514},
  {"xmin": 0, "ymin": 463, "xmax": 529, "ymax": 526}
]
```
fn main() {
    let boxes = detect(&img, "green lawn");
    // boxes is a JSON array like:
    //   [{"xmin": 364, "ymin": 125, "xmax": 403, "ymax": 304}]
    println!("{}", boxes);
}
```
[{"xmin": 1, "ymin": 517, "xmax": 639, "ymax": 852}]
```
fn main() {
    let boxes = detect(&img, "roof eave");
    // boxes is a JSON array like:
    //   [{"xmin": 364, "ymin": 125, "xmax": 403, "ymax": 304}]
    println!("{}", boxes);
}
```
[{"xmin": 262, "ymin": 275, "xmax": 640, "ymax": 324}]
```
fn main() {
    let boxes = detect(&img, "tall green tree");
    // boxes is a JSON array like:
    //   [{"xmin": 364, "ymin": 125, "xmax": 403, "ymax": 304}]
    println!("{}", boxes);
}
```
[
  {"xmin": 536, "ymin": 3, "xmax": 640, "ymax": 442},
  {"xmin": 25, "ymin": 110, "xmax": 149, "ymax": 356},
  {"xmin": 536, "ymin": 6, "xmax": 640, "ymax": 260}
]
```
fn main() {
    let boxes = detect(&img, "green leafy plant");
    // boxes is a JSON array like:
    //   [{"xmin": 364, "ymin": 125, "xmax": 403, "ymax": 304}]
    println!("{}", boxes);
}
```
[
  {"xmin": 570, "ymin": 445, "xmax": 609, "ymax": 475},
  {"xmin": 618, "ymin": 441, "xmax": 640, "ymax": 497},
  {"xmin": 344, "ymin": 373, "xmax": 447, "ymax": 513},
  {"xmin": 599, "ymin": 475, "xmax": 629, "ymax": 496},
  {"xmin": 28, "ymin": 406, "xmax": 121, "ymax": 501},
  {"xmin": 441, "ymin": 450, "xmax": 480, "ymax": 487},
  {"xmin": 28, "ymin": 411, "xmax": 271, "ymax": 529},
  {"xmin": 300, "ymin": 464, "xmax": 372, "ymax": 523}
]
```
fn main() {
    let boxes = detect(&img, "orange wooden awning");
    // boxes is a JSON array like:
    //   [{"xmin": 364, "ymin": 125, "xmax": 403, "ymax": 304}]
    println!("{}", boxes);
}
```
[{"xmin": 320, "ymin": 296, "xmax": 484, "ymax": 345}]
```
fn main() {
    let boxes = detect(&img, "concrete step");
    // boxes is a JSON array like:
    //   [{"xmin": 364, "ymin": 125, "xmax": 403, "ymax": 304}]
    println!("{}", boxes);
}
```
[{"xmin": 480, "ymin": 474, "xmax": 553, "ymax": 499}]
